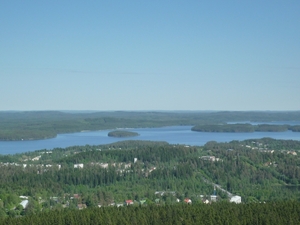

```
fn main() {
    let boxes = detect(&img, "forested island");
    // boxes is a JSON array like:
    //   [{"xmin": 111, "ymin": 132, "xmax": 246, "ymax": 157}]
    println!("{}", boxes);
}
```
[
  {"xmin": 0, "ymin": 110, "xmax": 300, "ymax": 140},
  {"xmin": 192, "ymin": 123, "xmax": 299, "ymax": 133},
  {"xmin": 108, "ymin": 130, "xmax": 139, "ymax": 137},
  {"xmin": 1, "ymin": 138, "xmax": 300, "ymax": 223}
]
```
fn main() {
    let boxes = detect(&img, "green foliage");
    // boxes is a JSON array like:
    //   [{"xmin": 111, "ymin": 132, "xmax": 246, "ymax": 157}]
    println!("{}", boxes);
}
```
[
  {"xmin": 290, "ymin": 125, "xmax": 300, "ymax": 132},
  {"xmin": 3, "ymin": 201, "xmax": 300, "ymax": 225},
  {"xmin": 192, "ymin": 124, "xmax": 255, "ymax": 132},
  {"xmin": 1, "ymin": 138, "xmax": 300, "ymax": 220},
  {"xmin": 192, "ymin": 123, "xmax": 293, "ymax": 133}
]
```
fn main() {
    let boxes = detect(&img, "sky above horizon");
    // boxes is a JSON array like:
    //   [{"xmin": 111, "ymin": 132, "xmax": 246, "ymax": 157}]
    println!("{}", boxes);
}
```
[{"xmin": 1, "ymin": 1, "xmax": 299, "ymax": 111}]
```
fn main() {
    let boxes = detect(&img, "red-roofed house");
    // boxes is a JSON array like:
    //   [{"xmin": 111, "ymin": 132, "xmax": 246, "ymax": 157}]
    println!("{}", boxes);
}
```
[
  {"xmin": 125, "ymin": 200, "xmax": 134, "ymax": 206},
  {"xmin": 184, "ymin": 198, "xmax": 192, "ymax": 204}
]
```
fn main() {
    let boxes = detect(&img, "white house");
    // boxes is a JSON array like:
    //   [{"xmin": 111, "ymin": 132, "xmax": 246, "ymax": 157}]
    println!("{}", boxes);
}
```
[
  {"xmin": 19, "ymin": 196, "xmax": 28, "ymax": 199},
  {"xmin": 74, "ymin": 163, "xmax": 84, "ymax": 169},
  {"xmin": 20, "ymin": 200, "xmax": 29, "ymax": 209},
  {"xmin": 203, "ymin": 199, "xmax": 210, "ymax": 204},
  {"xmin": 31, "ymin": 156, "xmax": 41, "ymax": 161},
  {"xmin": 230, "ymin": 195, "xmax": 241, "ymax": 204},
  {"xmin": 210, "ymin": 195, "xmax": 217, "ymax": 202}
]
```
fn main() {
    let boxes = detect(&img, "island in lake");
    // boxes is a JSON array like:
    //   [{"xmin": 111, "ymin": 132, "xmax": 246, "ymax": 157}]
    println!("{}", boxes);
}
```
[{"xmin": 108, "ymin": 130, "xmax": 139, "ymax": 137}]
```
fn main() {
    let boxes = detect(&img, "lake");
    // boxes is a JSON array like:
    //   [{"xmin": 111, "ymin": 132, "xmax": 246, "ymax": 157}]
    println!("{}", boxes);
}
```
[{"xmin": 1, "ymin": 124, "xmax": 300, "ymax": 155}]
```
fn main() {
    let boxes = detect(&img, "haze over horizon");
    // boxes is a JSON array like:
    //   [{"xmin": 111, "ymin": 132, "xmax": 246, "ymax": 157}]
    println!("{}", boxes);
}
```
[{"xmin": 1, "ymin": 1, "xmax": 299, "ymax": 111}]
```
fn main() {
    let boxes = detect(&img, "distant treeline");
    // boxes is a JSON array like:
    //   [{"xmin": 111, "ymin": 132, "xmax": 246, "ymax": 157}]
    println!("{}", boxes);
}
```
[
  {"xmin": 0, "ymin": 111, "xmax": 300, "ymax": 140},
  {"xmin": 192, "ymin": 124, "xmax": 300, "ymax": 133}
]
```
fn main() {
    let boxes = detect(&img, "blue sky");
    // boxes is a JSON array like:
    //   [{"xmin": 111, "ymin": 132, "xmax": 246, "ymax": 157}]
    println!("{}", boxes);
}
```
[{"xmin": 1, "ymin": 1, "xmax": 299, "ymax": 111}]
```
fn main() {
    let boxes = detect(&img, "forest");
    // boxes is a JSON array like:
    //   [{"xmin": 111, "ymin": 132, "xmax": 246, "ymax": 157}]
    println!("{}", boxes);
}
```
[
  {"xmin": 1, "ymin": 138, "xmax": 300, "ymax": 223},
  {"xmin": 1, "ymin": 110, "xmax": 300, "ymax": 140},
  {"xmin": 2, "ymin": 201, "xmax": 300, "ymax": 225},
  {"xmin": 191, "ymin": 123, "xmax": 298, "ymax": 133}
]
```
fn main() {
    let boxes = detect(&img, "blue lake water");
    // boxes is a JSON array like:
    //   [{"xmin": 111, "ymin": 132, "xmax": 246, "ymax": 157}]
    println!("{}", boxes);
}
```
[{"xmin": 1, "ymin": 124, "xmax": 300, "ymax": 155}]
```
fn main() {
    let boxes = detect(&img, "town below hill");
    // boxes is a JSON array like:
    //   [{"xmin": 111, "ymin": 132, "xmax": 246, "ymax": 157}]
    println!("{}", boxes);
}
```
[{"xmin": 1, "ymin": 138, "xmax": 300, "ymax": 222}]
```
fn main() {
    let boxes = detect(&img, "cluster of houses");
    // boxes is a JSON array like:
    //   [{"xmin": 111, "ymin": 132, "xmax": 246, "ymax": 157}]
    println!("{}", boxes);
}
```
[
  {"xmin": 21, "ymin": 151, "xmax": 52, "ymax": 162},
  {"xmin": 16, "ymin": 191, "xmax": 241, "ymax": 212},
  {"xmin": 74, "ymin": 160, "xmax": 158, "ymax": 178},
  {"xmin": 244, "ymin": 142, "xmax": 298, "ymax": 156},
  {"xmin": 9, "ymin": 154, "xmax": 243, "ymax": 212},
  {"xmin": 0, "ymin": 162, "xmax": 27, "ymax": 167},
  {"xmin": 264, "ymin": 161, "xmax": 278, "ymax": 167},
  {"xmin": 287, "ymin": 151, "xmax": 297, "ymax": 156},
  {"xmin": 31, "ymin": 155, "xmax": 42, "ymax": 161},
  {"xmin": 244, "ymin": 141, "xmax": 265, "ymax": 150},
  {"xmin": 0, "ymin": 162, "xmax": 61, "ymax": 170},
  {"xmin": 200, "ymin": 156, "xmax": 221, "ymax": 162},
  {"xmin": 85, "ymin": 162, "xmax": 132, "ymax": 170},
  {"xmin": 15, "ymin": 186, "xmax": 241, "ymax": 213}
]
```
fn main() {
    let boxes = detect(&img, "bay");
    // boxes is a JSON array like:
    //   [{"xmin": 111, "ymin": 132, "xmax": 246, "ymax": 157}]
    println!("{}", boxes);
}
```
[{"xmin": 1, "ymin": 124, "xmax": 300, "ymax": 155}]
